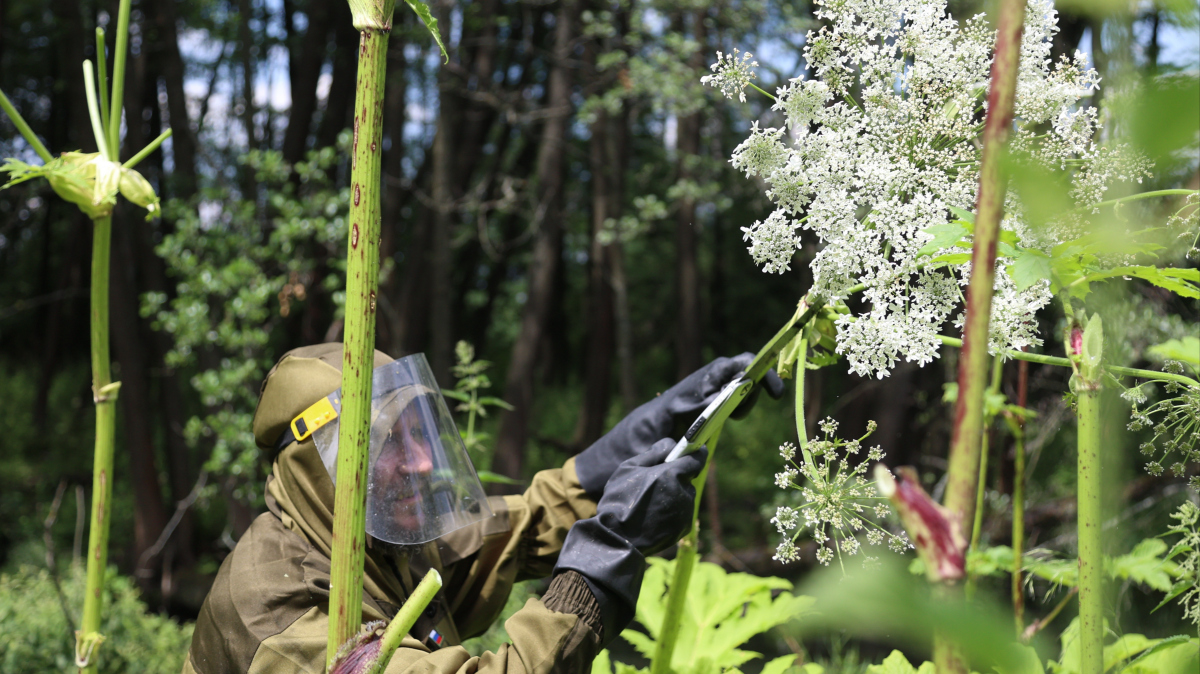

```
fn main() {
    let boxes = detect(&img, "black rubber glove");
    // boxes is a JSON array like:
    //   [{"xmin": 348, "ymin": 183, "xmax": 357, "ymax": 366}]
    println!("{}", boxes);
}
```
[
  {"xmin": 574, "ymin": 353, "xmax": 753, "ymax": 497},
  {"xmin": 553, "ymin": 439, "xmax": 706, "ymax": 643}
]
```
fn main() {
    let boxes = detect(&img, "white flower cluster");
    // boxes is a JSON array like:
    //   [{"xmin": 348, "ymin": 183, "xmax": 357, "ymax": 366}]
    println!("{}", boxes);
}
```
[
  {"xmin": 700, "ymin": 49, "xmax": 759, "ymax": 103},
  {"xmin": 772, "ymin": 419, "xmax": 909, "ymax": 566},
  {"xmin": 719, "ymin": 0, "xmax": 1147, "ymax": 378}
]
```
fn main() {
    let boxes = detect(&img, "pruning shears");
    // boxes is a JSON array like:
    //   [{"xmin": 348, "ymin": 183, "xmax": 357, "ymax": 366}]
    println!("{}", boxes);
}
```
[{"xmin": 665, "ymin": 297, "xmax": 824, "ymax": 462}]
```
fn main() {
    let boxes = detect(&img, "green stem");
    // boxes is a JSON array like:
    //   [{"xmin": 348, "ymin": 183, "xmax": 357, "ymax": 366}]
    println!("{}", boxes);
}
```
[
  {"xmin": 936, "ymin": 335, "xmax": 1199, "ymax": 389},
  {"xmin": 364, "ymin": 569, "xmax": 443, "ymax": 674},
  {"xmin": 95, "ymin": 28, "xmax": 110, "ymax": 137},
  {"xmin": 107, "ymin": 0, "xmax": 132, "ymax": 160},
  {"xmin": 327, "ymin": 1, "xmax": 394, "ymax": 664},
  {"xmin": 123, "ymin": 129, "xmax": 173, "ymax": 170},
  {"xmin": 1075, "ymin": 372, "xmax": 1105, "ymax": 674},
  {"xmin": 1091, "ymin": 188, "xmax": 1196, "ymax": 209},
  {"xmin": 1011, "ymin": 411, "xmax": 1026, "ymax": 633},
  {"xmin": 748, "ymin": 82, "xmax": 776, "ymax": 101},
  {"xmin": 937, "ymin": 0, "xmax": 1026, "ymax": 670},
  {"xmin": 77, "ymin": 215, "xmax": 117, "ymax": 674},
  {"xmin": 794, "ymin": 339, "xmax": 817, "ymax": 470},
  {"xmin": 82, "ymin": 61, "xmax": 111, "ymax": 160},
  {"xmin": 0, "ymin": 87, "xmax": 53, "ymax": 162},
  {"xmin": 650, "ymin": 428, "xmax": 722, "ymax": 674}
]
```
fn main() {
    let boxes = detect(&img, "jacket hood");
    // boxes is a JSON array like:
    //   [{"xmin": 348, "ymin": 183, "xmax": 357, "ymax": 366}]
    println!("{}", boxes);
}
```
[{"xmin": 255, "ymin": 343, "xmax": 410, "ymax": 605}]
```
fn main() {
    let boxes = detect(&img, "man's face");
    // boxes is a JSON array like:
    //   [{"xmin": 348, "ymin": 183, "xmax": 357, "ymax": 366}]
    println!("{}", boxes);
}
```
[{"xmin": 371, "ymin": 402, "xmax": 435, "ymax": 532}]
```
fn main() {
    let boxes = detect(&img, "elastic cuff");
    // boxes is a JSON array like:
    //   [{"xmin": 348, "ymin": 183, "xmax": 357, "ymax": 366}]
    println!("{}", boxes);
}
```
[
  {"xmin": 554, "ymin": 519, "xmax": 645, "ymax": 643},
  {"xmin": 543, "ymin": 570, "xmax": 604, "ymax": 640}
]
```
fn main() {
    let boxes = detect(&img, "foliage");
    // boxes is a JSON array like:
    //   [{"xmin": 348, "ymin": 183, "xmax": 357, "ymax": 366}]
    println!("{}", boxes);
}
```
[
  {"xmin": 1047, "ymin": 618, "xmax": 1199, "ymax": 674},
  {"xmin": 0, "ymin": 565, "xmax": 192, "ymax": 674},
  {"xmin": 1159, "ymin": 501, "xmax": 1200, "ymax": 626},
  {"xmin": 594, "ymin": 557, "xmax": 813, "ymax": 674},
  {"xmin": 142, "ymin": 143, "xmax": 350, "ymax": 501},
  {"xmin": 442, "ymin": 340, "xmax": 517, "ymax": 484}
]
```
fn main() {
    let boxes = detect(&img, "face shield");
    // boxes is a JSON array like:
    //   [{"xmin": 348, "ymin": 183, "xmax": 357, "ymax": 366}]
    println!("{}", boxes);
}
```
[{"xmin": 305, "ymin": 353, "xmax": 492, "ymax": 545}]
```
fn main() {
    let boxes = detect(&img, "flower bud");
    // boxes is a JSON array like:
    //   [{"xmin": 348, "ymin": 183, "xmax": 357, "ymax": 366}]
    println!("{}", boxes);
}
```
[
  {"xmin": 119, "ymin": 166, "xmax": 161, "ymax": 218},
  {"xmin": 46, "ymin": 152, "xmax": 115, "ymax": 219}
]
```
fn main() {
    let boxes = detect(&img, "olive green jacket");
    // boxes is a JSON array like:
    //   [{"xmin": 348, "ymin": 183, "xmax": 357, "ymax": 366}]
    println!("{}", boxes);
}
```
[{"xmin": 184, "ymin": 345, "xmax": 602, "ymax": 674}]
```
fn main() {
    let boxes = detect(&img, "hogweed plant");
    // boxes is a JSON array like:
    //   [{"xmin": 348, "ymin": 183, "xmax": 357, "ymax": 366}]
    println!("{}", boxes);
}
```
[
  {"xmin": 704, "ymin": 0, "xmax": 1199, "ymax": 670},
  {"xmin": 0, "ymin": 0, "xmax": 169, "ymax": 670}
]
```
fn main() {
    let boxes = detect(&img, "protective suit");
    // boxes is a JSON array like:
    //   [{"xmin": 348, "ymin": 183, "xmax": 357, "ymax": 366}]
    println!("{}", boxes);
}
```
[{"xmin": 184, "ymin": 343, "xmax": 753, "ymax": 674}]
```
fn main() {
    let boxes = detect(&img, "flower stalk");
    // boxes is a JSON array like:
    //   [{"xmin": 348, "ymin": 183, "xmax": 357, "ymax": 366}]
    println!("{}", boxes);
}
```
[
  {"xmin": 1072, "ymin": 316, "xmax": 1106, "ymax": 674},
  {"xmin": 327, "ymin": 0, "xmax": 395, "ymax": 664}
]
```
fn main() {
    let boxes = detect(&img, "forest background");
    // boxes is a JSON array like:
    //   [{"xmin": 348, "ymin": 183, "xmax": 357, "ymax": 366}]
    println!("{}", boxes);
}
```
[{"xmin": 0, "ymin": 0, "xmax": 1196, "ymax": 671}]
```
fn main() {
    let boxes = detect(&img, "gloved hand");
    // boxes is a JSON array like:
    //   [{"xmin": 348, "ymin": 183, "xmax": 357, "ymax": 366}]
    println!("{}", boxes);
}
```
[
  {"xmin": 574, "ymin": 353, "xmax": 754, "ymax": 497},
  {"xmin": 553, "ymin": 439, "xmax": 706, "ymax": 643}
]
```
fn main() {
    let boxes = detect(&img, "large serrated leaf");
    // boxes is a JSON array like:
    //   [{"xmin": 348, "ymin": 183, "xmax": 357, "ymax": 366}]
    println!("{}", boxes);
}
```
[
  {"xmin": 1007, "ymin": 249, "xmax": 1052, "ymax": 291},
  {"xmin": 918, "ymin": 221, "xmax": 970, "ymax": 256}
]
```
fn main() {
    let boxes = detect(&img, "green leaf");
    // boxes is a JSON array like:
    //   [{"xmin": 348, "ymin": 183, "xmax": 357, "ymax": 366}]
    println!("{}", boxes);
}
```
[
  {"xmin": 1147, "ymin": 337, "xmax": 1200, "ymax": 371},
  {"xmin": 918, "ymin": 221, "xmax": 970, "ymax": 256},
  {"xmin": 404, "ymin": 0, "xmax": 449, "ymax": 63},
  {"xmin": 477, "ymin": 395, "xmax": 515, "ymax": 411},
  {"xmin": 949, "ymin": 206, "xmax": 976, "ymax": 224},
  {"xmin": 441, "ymin": 388, "xmax": 470, "ymax": 402},
  {"xmin": 1103, "ymin": 633, "xmax": 1159, "ymax": 672},
  {"xmin": 1079, "ymin": 266, "xmax": 1200, "ymax": 299},
  {"xmin": 994, "ymin": 644, "xmax": 1045, "ymax": 674},
  {"xmin": 1007, "ymin": 249, "xmax": 1052, "ymax": 291},
  {"xmin": 1123, "ymin": 637, "xmax": 1198, "ymax": 674},
  {"xmin": 1110, "ymin": 539, "xmax": 1175, "ymax": 592},
  {"xmin": 622, "ymin": 558, "xmax": 813, "ymax": 673},
  {"xmin": 760, "ymin": 655, "xmax": 798, "ymax": 674},
  {"xmin": 1150, "ymin": 580, "xmax": 1192, "ymax": 614},
  {"xmin": 866, "ymin": 650, "xmax": 940, "ymax": 674}
]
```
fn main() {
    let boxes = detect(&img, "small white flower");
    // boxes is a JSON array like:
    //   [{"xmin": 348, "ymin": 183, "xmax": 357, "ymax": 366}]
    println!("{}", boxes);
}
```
[
  {"xmin": 779, "ymin": 442, "xmax": 797, "ymax": 461},
  {"xmin": 816, "ymin": 546, "xmax": 834, "ymax": 566}
]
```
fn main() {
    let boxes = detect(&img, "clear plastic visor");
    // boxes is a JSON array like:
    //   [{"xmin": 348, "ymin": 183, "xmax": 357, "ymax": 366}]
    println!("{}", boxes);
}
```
[{"xmin": 311, "ymin": 353, "xmax": 491, "ymax": 545}]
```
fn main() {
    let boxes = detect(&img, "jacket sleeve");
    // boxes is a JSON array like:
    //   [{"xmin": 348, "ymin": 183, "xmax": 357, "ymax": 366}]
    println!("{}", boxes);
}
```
[
  {"xmin": 437, "ymin": 457, "xmax": 598, "ymax": 640},
  {"xmin": 242, "ymin": 572, "xmax": 603, "ymax": 674}
]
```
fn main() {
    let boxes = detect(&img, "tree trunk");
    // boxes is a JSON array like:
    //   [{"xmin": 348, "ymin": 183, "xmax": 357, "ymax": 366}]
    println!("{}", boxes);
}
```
[
  {"xmin": 152, "ymin": 0, "xmax": 198, "ymax": 196},
  {"xmin": 574, "ymin": 103, "xmax": 616, "ymax": 447},
  {"xmin": 280, "ymin": 0, "xmax": 335, "ymax": 164},
  {"xmin": 429, "ymin": 0, "xmax": 460, "ymax": 385},
  {"xmin": 235, "ymin": 0, "xmax": 258, "ymax": 197},
  {"xmin": 674, "ymin": 10, "xmax": 706, "ymax": 379},
  {"xmin": 315, "ymin": 0, "xmax": 358, "ymax": 150},
  {"xmin": 493, "ymin": 0, "xmax": 577, "ymax": 483}
]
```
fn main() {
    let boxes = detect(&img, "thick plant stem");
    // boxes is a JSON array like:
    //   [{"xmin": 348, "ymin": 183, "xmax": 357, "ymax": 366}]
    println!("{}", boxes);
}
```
[
  {"xmin": 650, "ymin": 429, "xmax": 721, "ymax": 674},
  {"xmin": 937, "ymin": 0, "xmax": 1026, "ymax": 669},
  {"xmin": 1075, "ymin": 372, "xmax": 1105, "ymax": 674},
  {"xmin": 78, "ymin": 215, "xmax": 117, "ymax": 674},
  {"xmin": 327, "ymin": 1, "xmax": 394, "ymax": 665}
]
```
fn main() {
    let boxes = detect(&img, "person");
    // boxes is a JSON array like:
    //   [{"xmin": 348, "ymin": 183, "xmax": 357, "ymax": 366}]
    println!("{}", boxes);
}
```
[{"xmin": 184, "ymin": 342, "xmax": 755, "ymax": 674}]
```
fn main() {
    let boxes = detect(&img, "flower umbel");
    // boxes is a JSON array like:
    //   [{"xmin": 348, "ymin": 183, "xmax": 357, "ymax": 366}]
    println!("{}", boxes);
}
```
[
  {"xmin": 700, "ymin": 48, "xmax": 759, "ymax": 103},
  {"xmin": 771, "ymin": 418, "xmax": 905, "ymax": 568}
]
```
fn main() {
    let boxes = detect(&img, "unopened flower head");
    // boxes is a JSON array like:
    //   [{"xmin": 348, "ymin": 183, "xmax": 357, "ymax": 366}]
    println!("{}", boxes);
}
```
[{"xmin": 712, "ymin": 0, "xmax": 1149, "ymax": 379}]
